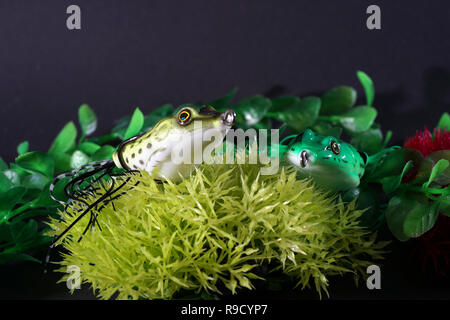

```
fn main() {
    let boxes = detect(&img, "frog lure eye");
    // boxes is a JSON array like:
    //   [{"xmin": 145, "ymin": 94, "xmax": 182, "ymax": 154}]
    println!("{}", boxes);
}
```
[{"xmin": 48, "ymin": 105, "xmax": 236, "ymax": 249}]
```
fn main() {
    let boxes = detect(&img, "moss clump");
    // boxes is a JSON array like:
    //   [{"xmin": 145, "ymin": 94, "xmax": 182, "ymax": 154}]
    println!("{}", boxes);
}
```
[{"xmin": 48, "ymin": 160, "xmax": 387, "ymax": 300}]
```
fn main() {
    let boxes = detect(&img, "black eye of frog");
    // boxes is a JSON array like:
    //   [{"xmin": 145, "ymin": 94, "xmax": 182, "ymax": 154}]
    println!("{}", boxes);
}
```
[{"xmin": 330, "ymin": 141, "xmax": 340, "ymax": 155}]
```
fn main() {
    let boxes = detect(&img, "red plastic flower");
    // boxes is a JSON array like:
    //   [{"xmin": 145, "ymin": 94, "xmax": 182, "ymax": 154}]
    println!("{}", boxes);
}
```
[
  {"xmin": 404, "ymin": 127, "xmax": 450, "ymax": 278},
  {"xmin": 404, "ymin": 127, "xmax": 450, "ymax": 157}
]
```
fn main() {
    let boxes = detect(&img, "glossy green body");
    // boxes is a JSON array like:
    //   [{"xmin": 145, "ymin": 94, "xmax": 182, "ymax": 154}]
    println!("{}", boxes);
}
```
[{"xmin": 284, "ymin": 129, "xmax": 366, "ymax": 191}]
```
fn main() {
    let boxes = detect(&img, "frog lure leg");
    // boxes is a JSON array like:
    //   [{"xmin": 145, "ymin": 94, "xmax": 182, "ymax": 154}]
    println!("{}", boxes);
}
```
[{"xmin": 47, "ymin": 105, "xmax": 235, "ymax": 251}]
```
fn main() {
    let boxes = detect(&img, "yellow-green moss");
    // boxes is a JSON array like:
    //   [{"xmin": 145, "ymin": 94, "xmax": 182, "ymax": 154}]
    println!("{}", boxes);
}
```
[{"xmin": 47, "ymin": 160, "xmax": 387, "ymax": 300}]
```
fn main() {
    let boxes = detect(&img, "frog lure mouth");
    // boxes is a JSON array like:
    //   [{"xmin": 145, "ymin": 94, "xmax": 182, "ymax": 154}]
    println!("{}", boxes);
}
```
[{"xmin": 48, "ymin": 105, "xmax": 236, "ymax": 248}]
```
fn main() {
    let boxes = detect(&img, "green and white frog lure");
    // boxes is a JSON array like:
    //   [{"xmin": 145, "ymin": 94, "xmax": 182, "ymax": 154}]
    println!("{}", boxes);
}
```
[{"xmin": 48, "ymin": 105, "xmax": 236, "ymax": 247}]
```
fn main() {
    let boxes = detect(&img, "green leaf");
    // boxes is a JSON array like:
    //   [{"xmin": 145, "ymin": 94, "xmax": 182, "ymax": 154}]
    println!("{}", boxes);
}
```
[
  {"xmin": 15, "ymin": 152, "xmax": 54, "ymax": 178},
  {"xmin": 334, "ymin": 106, "xmax": 377, "ymax": 133},
  {"xmin": 124, "ymin": 108, "xmax": 144, "ymax": 140},
  {"xmin": 207, "ymin": 88, "xmax": 238, "ymax": 109},
  {"xmin": 436, "ymin": 112, "xmax": 450, "ymax": 130},
  {"xmin": 439, "ymin": 195, "xmax": 450, "ymax": 217},
  {"xmin": 10, "ymin": 219, "xmax": 38, "ymax": 244},
  {"xmin": 0, "ymin": 223, "xmax": 13, "ymax": 242},
  {"xmin": 386, "ymin": 195, "xmax": 439, "ymax": 241},
  {"xmin": 425, "ymin": 151, "xmax": 450, "ymax": 186},
  {"xmin": 21, "ymin": 172, "xmax": 50, "ymax": 191},
  {"xmin": 423, "ymin": 159, "xmax": 449, "ymax": 188},
  {"xmin": 410, "ymin": 158, "xmax": 434, "ymax": 185},
  {"xmin": 70, "ymin": 150, "xmax": 90, "ymax": 169},
  {"xmin": 367, "ymin": 148, "xmax": 422, "ymax": 181},
  {"xmin": 17, "ymin": 141, "xmax": 29, "ymax": 155},
  {"xmin": 0, "ymin": 172, "xmax": 13, "ymax": 193},
  {"xmin": 381, "ymin": 160, "xmax": 413, "ymax": 194},
  {"xmin": 78, "ymin": 142, "xmax": 101, "ymax": 155},
  {"xmin": 383, "ymin": 130, "xmax": 393, "ymax": 147},
  {"xmin": 320, "ymin": 86, "xmax": 356, "ymax": 115},
  {"xmin": 269, "ymin": 96, "xmax": 300, "ymax": 113},
  {"xmin": 2, "ymin": 170, "xmax": 20, "ymax": 187},
  {"xmin": 48, "ymin": 121, "xmax": 77, "ymax": 155},
  {"xmin": 91, "ymin": 145, "xmax": 115, "ymax": 161},
  {"xmin": 111, "ymin": 115, "xmax": 132, "ymax": 134},
  {"xmin": 403, "ymin": 201, "xmax": 439, "ymax": 239},
  {"xmin": 233, "ymin": 96, "xmax": 272, "ymax": 127},
  {"xmin": 311, "ymin": 121, "xmax": 343, "ymax": 138},
  {"xmin": 350, "ymin": 128, "xmax": 383, "ymax": 155},
  {"xmin": 8, "ymin": 208, "xmax": 57, "ymax": 222},
  {"xmin": 267, "ymin": 96, "xmax": 320, "ymax": 132},
  {"xmin": 357, "ymin": 70, "xmax": 375, "ymax": 106},
  {"xmin": 78, "ymin": 104, "xmax": 97, "ymax": 137},
  {"xmin": 0, "ymin": 157, "xmax": 8, "ymax": 171},
  {"xmin": 352, "ymin": 185, "xmax": 381, "ymax": 229},
  {"xmin": 0, "ymin": 252, "xmax": 41, "ymax": 264},
  {"xmin": 52, "ymin": 152, "xmax": 73, "ymax": 173},
  {"xmin": 0, "ymin": 187, "xmax": 26, "ymax": 212},
  {"xmin": 33, "ymin": 187, "xmax": 58, "ymax": 208}
]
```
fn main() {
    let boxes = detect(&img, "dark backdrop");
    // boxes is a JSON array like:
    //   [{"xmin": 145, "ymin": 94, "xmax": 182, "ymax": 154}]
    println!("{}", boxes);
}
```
[{"xmin": 0, "ymin": 0, "xmax": 449, "ymax": 162}]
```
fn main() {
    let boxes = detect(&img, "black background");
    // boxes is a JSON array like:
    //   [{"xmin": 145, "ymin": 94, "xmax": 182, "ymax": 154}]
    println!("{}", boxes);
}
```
[
  {"xmin": 0, "ymin": 1, "xmax": 449, "ymax": 299},
  {"xmin": 0, "ymin": 0, "xmax": 449, "ymax": 162}
]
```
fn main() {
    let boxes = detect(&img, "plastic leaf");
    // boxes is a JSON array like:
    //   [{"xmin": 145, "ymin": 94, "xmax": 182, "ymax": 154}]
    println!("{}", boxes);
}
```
[
  {"xmin": 15, "ymin": 152, "xmax": 54, "ymax": 178},
  {"xmin": 48, "ymin": 121, "xmax": 77, "ymax": 155},
  {"xmin": 386, "ymin": 195, "xmax": 438, "ymax": 241},
  {"xmin": 78, "ymin": 142, "xmax": 102, "ymax": 155},
  {"xmin": 124, "ymin": 108, "xmax": 144, "ymax": 140},
  {"xmin": 21, "ymin": 172, "xmax": 50, "ymax": 191},
  {"xmin": 422, "ymin": 159, "xmax": 449, "ymax": 188},
  {"xmin": 269, "ymin": 96, "xmax": 300, "ymax": 112},
  {"xmin": 0, "ymin": 157, "xmax": 7, "ymax": 171},
  {"xmin": 70, "ymin": 150, "xmax": 90, "ymax": 169},
  {"xmin": 17, "ymin": 141, "xmax": 29, "ymax": 155},
  {"xmin": 312, "ymin": 121, "xmax": 343, "ymax": 138},
  {"xmin": 0, "ymin": 186, "xmax": 26, "ymax": 212},
  {"xmin": 233, "ymin": 96, "xmax": 271, "ymax": 127},
  {"xmin": 320, "ymin": 86, "xmax": 356, "ymax": 115},
  {"xmin": 367, "ymin": 148, "xmax": 422, "ymax": 181},
  {"xmin": 356, "ymin": 71, "xmax": 375, "ymax": 106},
  {"xmin": 425, "ymin": 151, "xmax": 450, "ymax": 186},
  {"xmin": 267, "ymin": 96, "xmax": 320, "ymax": 132},
  {"xmin": 381, "ymin": 160, "xmax": 413, "ymax": 194},
  {"xmin": 0, "ymin": 172, "xmax": 13, "ymax": 193},
  {"xmin": 439, "ymin": 195, "xmax": 450, "ymax": 217},
  {"xmin": 436, "ymin": 112, "xmax": 450, "ymax": 130},
  {"xmin": 91, "ymin": 145, "xmax": 115, "ymax": 161},
  {"xmin": 11, "ymin": 219, "xmax": 38, "ymax": 244},
  {"xmin": 383, "ymin": 130, "xmax": 393, "ymax": 147},
  {"xmin": 52, "ymin": 153, "xmax": 73, "ymax": 174},
  {"xmin": 78, "ymin": 104, "xmax": 98, "ymax": 137},
  {"xmin": 410, "ymin": 158, "xmax": 433, "ymax": 185},
  {"xmin": 0, "ymin": 253, "xmax": 41, "ymax": 264},
  {"xmin": 2, "ymin": 170, "xmax": 20, "ymax": 187},
  {"xmin": 350, "ymin": 128, "xmax": 383, "ymax": 155},
  {"xmin": 335, "ymin": 106, "xmax": 377, "ymax": 133}
]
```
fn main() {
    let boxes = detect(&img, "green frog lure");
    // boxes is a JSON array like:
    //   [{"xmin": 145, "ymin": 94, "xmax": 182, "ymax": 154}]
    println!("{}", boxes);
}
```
[
  {"xmin": 48, "ymin": 105, "xmax": 236, "ymax": 246},
  {"xmin": 282, "ymin": 129, "xmax": 367, "ymax": 192},
  {"xmin": 281, "ymin": 129, "xmax": 398, "ymax": 193}
]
